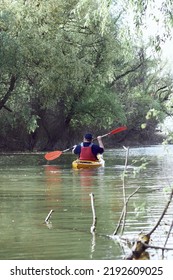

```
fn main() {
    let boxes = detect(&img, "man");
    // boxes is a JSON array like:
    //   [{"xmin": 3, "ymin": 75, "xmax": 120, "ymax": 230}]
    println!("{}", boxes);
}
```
[{"xmin": 73, "ymin": 133, "xmax": 104, "ymax": 161}]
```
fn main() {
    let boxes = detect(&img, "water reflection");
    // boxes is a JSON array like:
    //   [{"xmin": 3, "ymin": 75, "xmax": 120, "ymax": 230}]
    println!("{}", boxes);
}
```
[
  {"xmin": 90, "ymin": 232, "xmax": 96, "ymax": 259},
  {"xmin": 75, "ymin": 169, "xmax": 95, "ymax": 187},
  {"xmin": 44, "ymin": 165, "xmax": 63, "ymax": 202}
]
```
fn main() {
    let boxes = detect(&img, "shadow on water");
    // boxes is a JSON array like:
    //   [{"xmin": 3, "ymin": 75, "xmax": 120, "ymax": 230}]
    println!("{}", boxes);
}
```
[{"xmin": 0, "ymin": 145, "xmax": 173, "ymax": 259}]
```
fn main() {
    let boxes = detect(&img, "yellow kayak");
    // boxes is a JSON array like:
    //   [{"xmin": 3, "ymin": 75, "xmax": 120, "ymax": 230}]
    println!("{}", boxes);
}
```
[{"xmin": 72, "ymin": 158, "xmax": 105, "ymax": 169}]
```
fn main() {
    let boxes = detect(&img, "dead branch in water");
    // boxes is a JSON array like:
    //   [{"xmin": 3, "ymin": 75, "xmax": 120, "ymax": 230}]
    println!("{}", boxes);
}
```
[
  {"xmin": 148, "ymin": 188, "xmax": 173, "ymax": 236},
  {"xmin": 120, "ymin": 146, "xmax": 129, "ymax": 235},
  {"xmin": 45, "ymin": 209, "xmax": 54, "ymax": 223},
  {"xmin": 125, "ymin": 233, "xmax": 150, "ymax": 260},
  {"xmin": 163, "ymin": 218, "xmax": 173, "ymax": 250},
  {"xmin": 113, "ymin": 146, "xmax": 142, "ymax": 236},
  {"xmin": 89, "ymin": 193, "xmax": 97, "ymax": 233},
  {"xmin": 124, "ymin": 188, "xmax": 173, "ymax": 259},
  {"xmin": 113, "ymin": 186, "xmax": 141, "ymax": 236},
  {"xmin": 112, "ymin": 146, "xmax": 173, "ymax": 260}
]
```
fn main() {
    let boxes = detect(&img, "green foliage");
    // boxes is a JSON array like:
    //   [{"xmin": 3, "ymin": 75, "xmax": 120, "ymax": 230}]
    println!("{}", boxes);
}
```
[
  {"xmin": 133, "ymin": 201, "xmax": 147, "ymax": 217},
  {"xmin": 132, "ymin": 157, "xmax": 149, "ymax": 176},
  {"xmin": 0, "ymin": 0, "xmax": 173, "ymax": 150}
]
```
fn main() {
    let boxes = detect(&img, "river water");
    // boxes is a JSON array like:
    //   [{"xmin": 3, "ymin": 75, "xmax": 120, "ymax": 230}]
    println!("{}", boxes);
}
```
[{"xmin": 0, "ymin": 145, "xmax": 173, "ymax": 260}]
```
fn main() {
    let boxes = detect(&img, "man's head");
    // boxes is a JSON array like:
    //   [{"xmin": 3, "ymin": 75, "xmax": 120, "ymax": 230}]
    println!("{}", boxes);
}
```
[{"xmin": 84, "ymin": 133, "xmax": 93, "ymax": 142}]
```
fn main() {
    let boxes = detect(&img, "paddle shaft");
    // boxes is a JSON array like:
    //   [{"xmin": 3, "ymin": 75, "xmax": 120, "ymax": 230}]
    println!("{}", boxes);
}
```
[
  {"xmin": 94, "ymin": 132, "xmax": 109, "ymax": 139},
  {"xmin": 93, "ymin": 126, "xmax": 127, "ymax": 140},
  {"xmin": 62, "ymin": 147, "xmax": 73, "ymax": 153}
]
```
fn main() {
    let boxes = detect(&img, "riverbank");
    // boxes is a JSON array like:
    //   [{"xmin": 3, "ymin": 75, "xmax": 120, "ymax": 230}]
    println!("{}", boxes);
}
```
[
  {"xmin": 0, "ymin": 130, "xmax": 167, "ymax": 152},
  {"xmin": 117, "ymin": 131, "xmax": 166, "ymax": 147}
]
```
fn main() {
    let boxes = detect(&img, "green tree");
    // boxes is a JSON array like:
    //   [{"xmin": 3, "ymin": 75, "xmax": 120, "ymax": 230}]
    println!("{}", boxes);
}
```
[{"xmin": 0, "ymin": 0, "xmax": 173, "ymax": 151}]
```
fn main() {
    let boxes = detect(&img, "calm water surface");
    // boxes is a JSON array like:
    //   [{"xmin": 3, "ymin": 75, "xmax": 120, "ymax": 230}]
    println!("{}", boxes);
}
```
[{"xmin": 0, "ymin": 145, "xmax": 173, "ymax": 260}]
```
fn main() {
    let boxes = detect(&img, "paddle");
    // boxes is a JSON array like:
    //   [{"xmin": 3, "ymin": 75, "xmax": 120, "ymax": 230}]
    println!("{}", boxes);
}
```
[{"xmin": 44, "ymin": 125, "xmax": 127, "ymax": 161}]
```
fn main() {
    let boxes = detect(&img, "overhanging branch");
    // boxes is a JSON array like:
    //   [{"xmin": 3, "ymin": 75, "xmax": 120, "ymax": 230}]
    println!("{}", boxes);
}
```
[
  {"xmin": 0, "ymin": 74, "xmax": 17, "ymax": 111},
  {"xmin": 110, "ymin": 63, "xmax": 143, "ymax": 88}
]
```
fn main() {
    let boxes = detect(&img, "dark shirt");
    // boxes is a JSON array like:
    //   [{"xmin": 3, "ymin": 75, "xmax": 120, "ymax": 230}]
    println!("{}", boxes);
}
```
[{"xmin": 74, "ymin": 142, "xmax": 104, "ymax": 158}]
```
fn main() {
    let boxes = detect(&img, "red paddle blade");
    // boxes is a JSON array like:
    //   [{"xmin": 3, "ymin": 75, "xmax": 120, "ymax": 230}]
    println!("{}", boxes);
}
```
[
  {"xmin": 109, "ymin": 126, "xmax": 127, "ymax": 135},
  {"xmin": 44, "ymin": 150, "xmax": 62, "ymax": 161}
]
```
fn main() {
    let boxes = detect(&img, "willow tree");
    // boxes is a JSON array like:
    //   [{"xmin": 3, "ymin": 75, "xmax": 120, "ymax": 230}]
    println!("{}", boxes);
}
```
[
  {"xmin": 0, "ymin": 0, "xmax": 127, "ymax": 150},
  {"xmin": 106, "ymin": 0, "xmax": 173, "ymax": 144},
  {"xmin": 122, "ymin": 0, "xmax": 173, "ymax": 126}
]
